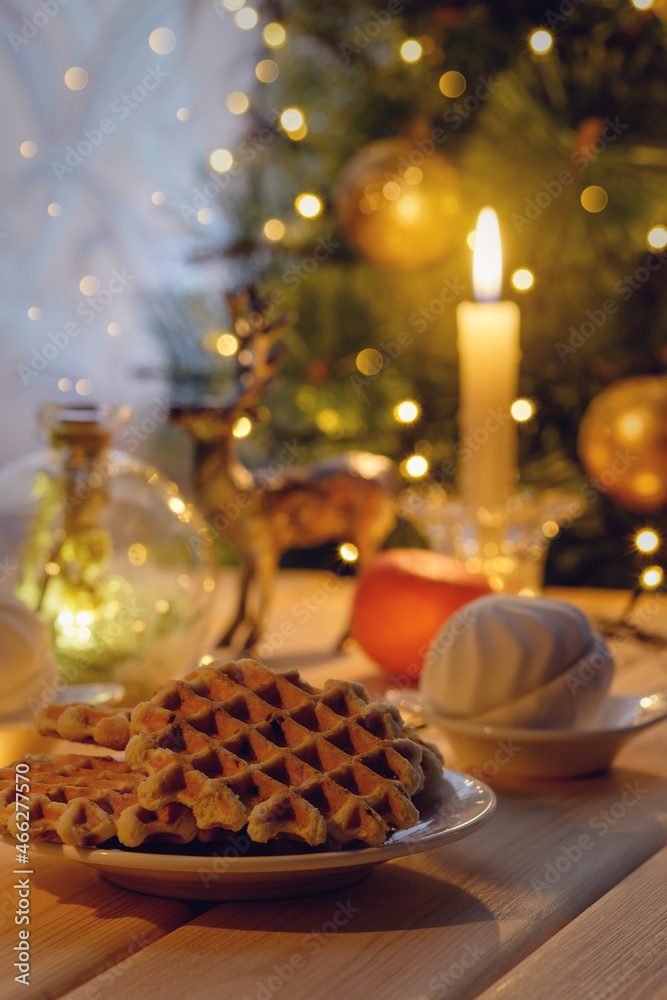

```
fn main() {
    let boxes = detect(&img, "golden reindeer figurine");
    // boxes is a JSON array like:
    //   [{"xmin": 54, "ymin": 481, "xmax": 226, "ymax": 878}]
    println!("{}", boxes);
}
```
[{"xmin": 171, "ymin": 288, "xmax": 397, "ymax": 652}]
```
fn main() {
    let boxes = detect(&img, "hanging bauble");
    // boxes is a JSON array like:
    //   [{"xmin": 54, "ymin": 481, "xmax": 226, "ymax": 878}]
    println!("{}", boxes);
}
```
[
  {"xmin": 335, "ymin": 138, "xmax": 462, "ymax": 270},
  {"xmin": 577, "ymin": 376, "xmax": 667, "ymax": 512}
]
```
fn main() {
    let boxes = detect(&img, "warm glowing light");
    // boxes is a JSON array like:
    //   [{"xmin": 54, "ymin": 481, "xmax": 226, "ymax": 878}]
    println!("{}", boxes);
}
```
[
  {"xmin": 64, "ymin": 66, "xmax": 88, "ymax": 90},
  {"xmin": 155, "ymin": 599, "xmax": 170, "ymax": 614},
  {"xmin": 58, "ymin": 378, "xmax": 72, "ymax": 392},
  {"xmin": 263, "ymin": 22, "xmax": 286, "ymax": 47},
  {"xmin": 199, "ymin": 654, "xmax": 215, "ymax": 665},
  {"xmin": 210, "ymin": 148, "xmax": 233, "ymax": 173},
  {"xmin": 58, "ymin": 611, "xmax": 74, "ymax": 626},
  {"xmin": 340, "ymin": 543, "xmax": 359, "ymax": 562},
  {"xmin": 75, "ymin": 611, "xmax": 92, "ymax": 626},
  {"xmin": 356, "ymin": 348, "xmax": 383, "ymax": 376},
  {"xmin": 581, "ymin": 185, "xmax": 608, "ymax": 213},
  {"xmin": 404, "ymin": 455, "xmax": 429, "ymax": 478},
  {"xmin": 636, "ymin": 530, "xmax": 659, "ymax": 553},
  {"xmin": 530, "ymin": 30, "xmax": 553, "ymax": 53},
  {"xmin": 222, "ymin": 0, "xmax": 245, "ymax": 9},
  {"xmin": 642, "ymin": 566, "xmax": 663, "ymax": 588},
  {"xmin": 128, "ymin": 543, "xmax": 147, "ymax": 566},
  {"xmin": 203, "ymin": 577, "xmax": 216, "ymax": 592},
  {"xmin": 176, "ymin": 107, "xmax": 191, "ymax": 121},
  {"xmin": 151, "ymin": 191, "xmax": 166, "ymax": 205},
  {"xmin": 632, "ymin": 0, "xmax": 654, "ymax": 9},
  {"xmin": 295, "ymin": 193, "xmax": 322, "ymax": 218},
  {"xmin": 542, "ymin": 521, "xmax": 560, "ymax": 539},
  {"xmin": 264, "ymin": 219, "xmax": 285, "ymax": 241},
  {"xmin": 256, "ymin": 59, "xmax": 279, "ymax": 83},
  {"xmin": 512, "ymin": 268, "xmax": 534, "ymax": 291},
  {"xmin": 48, "ymin": 203, "xmax": 62, "ymax": 217},
  {"xmin": 79, "ymin": 275, "xmax": 100, "ymax": 296},
  {"xmin": 20, "ymin": 140, "xmax": 37, "ymax": 158},
  {"xmin": 466, "ymin": 230, "xmax": 476, "ymax": 250},
  {"xmin": 235, "ymin": 7, "xmax": 258, "ymax": 29},
  {"xmin": 226, "ymin": 91, "xmax": 249, "ymax": 114},
  {"xmin": 394, "ymin": 400, "xmax": 420, "ymax": 423},
  {"xmin": 45, "ymin": 562, "xmax": 60, "ymax": 576},
  {"xmin": 281, "ymin": 108, "xmax": 304, "ymax": 132},
  {"xmin": 107, "ymin": 322, "xmax": 121, "ymax": 336},
  {"xmin": 149, "ymin": 27, "xmax": 176, "ymax": 54},
  {"xmin": 232, "ymin": 416, "xmax": 252, "ymax": 438},
  {"xmin": 197, "ymin": 207, "xmax": 214, "ymax": 225},
  {"xmin": 28, "ymin": 306, "xmax": 41, "ymax": 321},
  {"xmin": 316, "ymin": 409, "xmax": 341, "ymax": 434},
  {"xmin": 75, "ymin": 379, "xmax": 93, "ymax": 396},
  {"xmin": 472, "ymin": 207, "xmax": 502, "ymax": 301},
  {"xmin": 439, "ymin": 71, "xmax": 466, "ymax": 98},
  {"xmin": 511, "ymin": 398, "xmax": 534, "ymax": 422},
  {"xmin": 400, "ymin": 40, "xmax": 422, "ymax": 62},
  {"xmin": 648, "ymin": 226, "xmax": 667, "ymax": 250},
  {"xmin": 216, "ymin": 333, "xmax": 238, "ymax": 356},
  {"xmin": 168, "ymin": 497, "xmax": 186, "ymax": 515}
]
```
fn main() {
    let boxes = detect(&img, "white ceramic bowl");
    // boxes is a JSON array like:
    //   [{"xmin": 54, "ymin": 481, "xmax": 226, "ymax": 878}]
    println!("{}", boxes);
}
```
[{"xmin": 388, "ymin": 689, "xmax": 667, "ymax": 779}]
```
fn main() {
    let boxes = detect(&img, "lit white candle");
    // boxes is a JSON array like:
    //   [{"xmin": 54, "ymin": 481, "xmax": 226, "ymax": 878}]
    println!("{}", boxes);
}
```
[{"xmin": 457, "ymin": 208, "xmax": 520, "ymax": 508}]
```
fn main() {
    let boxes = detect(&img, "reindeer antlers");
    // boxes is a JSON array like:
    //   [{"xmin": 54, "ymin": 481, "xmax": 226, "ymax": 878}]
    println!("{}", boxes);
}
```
[{"xmin": 226, "ymin": 284, "xmax": 296, "ymax": 411}]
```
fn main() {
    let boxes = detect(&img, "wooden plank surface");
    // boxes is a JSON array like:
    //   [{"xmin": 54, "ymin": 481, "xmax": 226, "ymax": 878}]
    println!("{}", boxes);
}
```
[
  {"xmin": 476, "ymin": 845, "xmax": 667, "ymax": 1000},
  {"xmin": 1, "ymin": 573, "xmax": 667, "ymax": 1000}
]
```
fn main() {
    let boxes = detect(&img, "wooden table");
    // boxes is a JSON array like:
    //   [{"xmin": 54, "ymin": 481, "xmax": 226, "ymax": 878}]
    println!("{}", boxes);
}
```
[{"xmin": 2, "ymin": 572, "xmax": 667, "ymax": 1000}]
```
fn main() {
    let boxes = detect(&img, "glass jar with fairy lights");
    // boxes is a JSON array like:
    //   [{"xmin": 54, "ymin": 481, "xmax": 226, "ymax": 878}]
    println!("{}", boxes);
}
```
[{"xmin": 0, "ymin": 403, "xmax": 222, "ymax": 702}]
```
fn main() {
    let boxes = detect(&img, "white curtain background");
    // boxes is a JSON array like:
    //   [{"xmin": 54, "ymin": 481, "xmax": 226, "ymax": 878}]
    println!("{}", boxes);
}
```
[{"xmin": 0, "ymin": 0, "xmax": 254, "ymax": 463}]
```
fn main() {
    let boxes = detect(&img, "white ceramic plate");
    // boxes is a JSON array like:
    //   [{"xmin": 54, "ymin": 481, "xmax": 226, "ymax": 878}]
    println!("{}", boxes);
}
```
[
  {"xmin": 9, "ymin": 769, "xmax": 494, "ymax": 901},
  {"xmin": 388, "ymin": 690, "xmax": 667, "ymax": 779}
]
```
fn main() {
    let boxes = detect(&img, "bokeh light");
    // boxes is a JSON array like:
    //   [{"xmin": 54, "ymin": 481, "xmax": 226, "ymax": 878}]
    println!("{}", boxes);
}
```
[
  {"xmin": 79, "ymin": 275, "xmax": 100, "ymax": 296},
  {"xmin": 636, "ymin": 530, "xmax": 659, "ymax": 553},
  {"xmin": 235, "ymin": 7, "xmax": 258, "ymax": 29},
  {"xmin": 64, "ymin": 66, "xmax": 88, "ymax": 90},
  {"xmin": 400, "ymin": 40, "xmax": 422, "ymax": 63},
  {"xmin": 511, "ymin": 398, "xmax": 534, "ymax": 422},
  {"xmin": 232, "ymin": 416, "xmax": 252, "ymax": 438},
  {"xmin": 394, "ymin": 400, "xmax": 420, "ymax": 423},
  {"xmin": 647, "ymin": 226, "xmax": 667, "ymax": 250},
  {"xmin": 20, "ymin": 141, "xmax": 37, "ymax": 158},
  {"xmin": 176, "ymin": 107, "xmax": 191, "ymax": 121},
  {"xmin": 210, "ymin": 148, "xmax": 234, "ymax": 172},
  {"xmin": 295, "ymin": 193, "xmax": 322, "ymax": 218},
  {"xmin": 151, "ymin": 191, "xmax": 166, "ymax": 205},
  {"xmin": 404, "ymin": 455, "xmax": 429, "ymax": 478},
  {"xmin": 356, "ymin": 348, "xmax": 383, "ymax": 376},
  {"xmin": 216, "ymin": 333, "xmax": 239, "ymax": 356},
  {"xmin": 264, "ymin": 219, "xmax": 285, "ymax": 241},
  {"xmin": 149, "ymin": 28, "xmax": 176, "ymax": 54},
  {"xmin": 439, "ymin": 71, "xmax": 466, "ymax": 97},
  {"xmin": 530, "ymin": 30, "xmax": 553, "ymax": 53},
  {"xmin": 48, "ymin": 203, "xmax": 62, "ymax": 217},
  {"xmin": 642, "ymin": 566, "xmax": 663, "ymax": 588},
  {"xmin": 227, "ymin": 92, "xmax": 249, "ymax": 114},
  {"xmin": 75, "ymin": 378, "xmax": 93, "ymax": 396},
  {"xmin": 107, "ymin": 323, "xmax": 121, "ymax": 336},
  {"xmin": 340, "ymin": 543, "xmax": 359, "ymax": 562},
  {"xmin": 581, "ymin": 185, "xmax": 608, "ymax": 213},
  {"xmin": 512, "ymin": 268, "xmax": 534, "ymax": 291},
  {"xmin": 27, "ymin": 307, "xmax": 41, "ymax": 321},
  {"xmin": 256, "ymin": 59, "xmax": 279, "ymax": 83},
  {"xmin": 263, "ymin": 22, "xmax": 286, "ymax": 47}
]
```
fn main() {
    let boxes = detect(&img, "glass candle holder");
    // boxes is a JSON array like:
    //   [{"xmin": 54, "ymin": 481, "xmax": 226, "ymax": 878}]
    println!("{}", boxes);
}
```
[{"xmin": 399, "ymin": 486, "xmax": 584, "ymax": 594}]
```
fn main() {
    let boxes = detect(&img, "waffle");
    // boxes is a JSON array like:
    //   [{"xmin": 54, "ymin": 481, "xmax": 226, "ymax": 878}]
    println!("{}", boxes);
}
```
[
  {"xmin": 125, "ymin": 659, "xmax": 443, "ymax": 847},
  {"xmin": 0, "ymin": 754, "xmax": 196, "ymax": 847},
  {"xmin": 34, "ymin": 703, "xmax": 132, "ymax": 751}
]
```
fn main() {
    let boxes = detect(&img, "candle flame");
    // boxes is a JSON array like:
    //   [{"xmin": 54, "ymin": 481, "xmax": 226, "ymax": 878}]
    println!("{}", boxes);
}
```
[{"xmin": 473, "ymin": 207, "xmax": 502, "ymax": 302}]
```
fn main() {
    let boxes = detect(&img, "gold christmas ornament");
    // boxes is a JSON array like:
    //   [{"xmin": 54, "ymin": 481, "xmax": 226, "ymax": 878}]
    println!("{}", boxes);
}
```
[
  {"xmin": 577, "ymin": 375, "xmax": 667, "ymax": 512},
  {"xmin": 335, "ymin": 137, "xmax": 462, "ymax": 270}
]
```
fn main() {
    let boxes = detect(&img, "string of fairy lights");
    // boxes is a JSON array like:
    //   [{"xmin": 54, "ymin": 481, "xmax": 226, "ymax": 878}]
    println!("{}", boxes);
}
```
[
  {"xmin": 20, "ymin": 3, "xmax": 663, "ymax": 588},
  {"xmin": 196, "ymin": 0, "xmax": 667, "ymax": 585}
]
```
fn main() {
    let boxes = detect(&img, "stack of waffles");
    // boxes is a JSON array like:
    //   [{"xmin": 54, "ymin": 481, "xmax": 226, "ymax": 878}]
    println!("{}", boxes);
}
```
[{"xmin": 0, "ymin": 659, "xmax": 443, "ymax": 850}]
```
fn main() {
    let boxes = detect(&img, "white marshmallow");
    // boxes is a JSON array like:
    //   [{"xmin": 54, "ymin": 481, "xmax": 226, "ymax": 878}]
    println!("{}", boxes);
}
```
[{"xmin": 420, "ymin": 595, "xmax": 614, "ymax": 729}]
